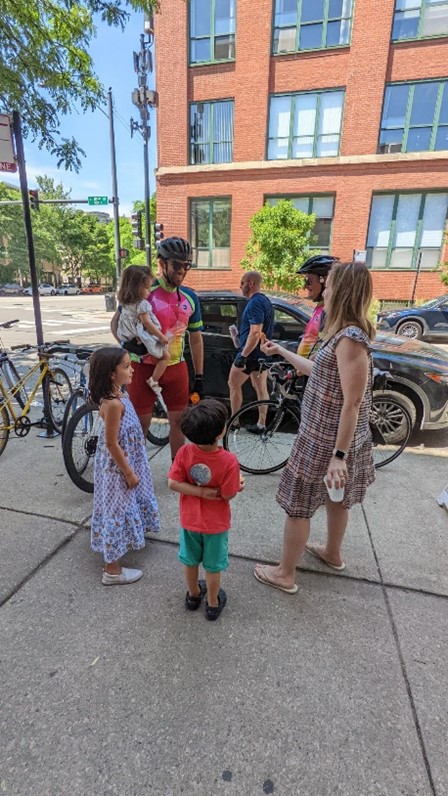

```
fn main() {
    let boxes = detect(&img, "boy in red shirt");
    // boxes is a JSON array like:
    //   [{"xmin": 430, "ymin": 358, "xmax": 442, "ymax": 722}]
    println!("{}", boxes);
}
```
[{"xmin": 168, "ymin": 399, "xmax": 242, "ymax": 621}]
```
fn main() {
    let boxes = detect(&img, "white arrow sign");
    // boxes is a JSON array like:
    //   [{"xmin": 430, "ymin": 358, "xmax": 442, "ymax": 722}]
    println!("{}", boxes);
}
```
[{"xmin": 0, "ymin": 114, "xmax": 17, "ymax": 173}]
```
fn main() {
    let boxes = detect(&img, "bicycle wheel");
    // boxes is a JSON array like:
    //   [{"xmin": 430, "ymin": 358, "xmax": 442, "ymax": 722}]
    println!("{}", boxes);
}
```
[
  {"xmin": 1, "ymin": 359, "xmax": 28, "ymax": 409},
  {"xmin": 61, "ymin": 386, "xmax": 86, "ymax": 440},
  {"xmin": 43, "ymin": 367, "xmax": 73, "ymax": 433},
  {"xmin": 0, "ymin": 404, "xmax": 10, "ymax": 457},
  {"xmin": 62, "ymin": 402, "xmax": 99, "ymax": 493},
  {"xmin": 371, "ymin": 396, "xmax": 412, "ymax": 469},
  {"xmin": 146, "ymin": 399, "xmax": 170, "ymax": 446},
  {"xmin": 223, "ymin": 399, "xmax": 301, "ymax": 475}
]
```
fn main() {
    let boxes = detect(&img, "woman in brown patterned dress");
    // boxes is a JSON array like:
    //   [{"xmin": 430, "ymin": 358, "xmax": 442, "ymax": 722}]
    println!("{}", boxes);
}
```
[{"xmin": 254, "ymin": 262, "xmax": 375, "ymax": 594}]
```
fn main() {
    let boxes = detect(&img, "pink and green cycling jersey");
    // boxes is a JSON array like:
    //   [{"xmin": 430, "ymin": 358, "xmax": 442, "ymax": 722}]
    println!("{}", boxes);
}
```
[
  {"xmin": 297, "ymin": 303, "xmax": 324, "ymax": 360},
  {"xmin": 149, "ymin": 276, "xmax": 203, "ymax": 365}
]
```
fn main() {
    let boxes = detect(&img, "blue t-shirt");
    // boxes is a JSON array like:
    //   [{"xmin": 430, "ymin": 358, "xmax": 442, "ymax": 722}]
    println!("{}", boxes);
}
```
[{"xmin": 239, "ymin": 293, "xmax": 274, "ymax": 359}]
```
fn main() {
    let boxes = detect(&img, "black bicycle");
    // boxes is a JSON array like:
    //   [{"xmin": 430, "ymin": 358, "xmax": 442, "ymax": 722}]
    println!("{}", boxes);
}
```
[{"xmin": 223, "ymin": 361, "xmax": 413, "ymax": 475}]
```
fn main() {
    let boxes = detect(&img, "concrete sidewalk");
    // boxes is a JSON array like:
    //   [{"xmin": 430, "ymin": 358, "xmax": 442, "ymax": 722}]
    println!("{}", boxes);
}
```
[{"xmin": 0, "ymin": 430, "xmax": 447, "ymax": 795}]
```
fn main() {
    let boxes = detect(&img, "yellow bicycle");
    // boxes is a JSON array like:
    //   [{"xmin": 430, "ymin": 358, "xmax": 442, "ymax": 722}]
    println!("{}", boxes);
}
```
[{"xmin": 0, "ymin": 321, "xmax": 73, "ymax": 457}]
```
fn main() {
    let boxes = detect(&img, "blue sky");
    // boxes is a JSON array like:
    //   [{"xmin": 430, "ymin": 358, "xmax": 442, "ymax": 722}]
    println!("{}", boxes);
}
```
[{"xmin": 6, "ymin": 11, "xmax": 157, "ymax": 218}]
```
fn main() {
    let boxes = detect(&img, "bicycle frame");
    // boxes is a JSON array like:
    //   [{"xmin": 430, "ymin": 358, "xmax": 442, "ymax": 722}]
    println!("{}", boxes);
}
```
[{"xmin": 0, "ymin": 357, "xmax": 52, "ymax": 430}]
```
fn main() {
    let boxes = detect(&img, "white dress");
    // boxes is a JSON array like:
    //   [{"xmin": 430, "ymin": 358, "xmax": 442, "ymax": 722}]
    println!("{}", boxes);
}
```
[{"xmin": 118, "ymin": 299, "xmax": 165, "ymax": 358}]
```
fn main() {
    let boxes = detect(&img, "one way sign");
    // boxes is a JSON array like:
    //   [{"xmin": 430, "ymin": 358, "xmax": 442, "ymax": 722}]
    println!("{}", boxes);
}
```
[{"xmin": 0, "ymin": 114, "xmax": 17, "ymax": 173}]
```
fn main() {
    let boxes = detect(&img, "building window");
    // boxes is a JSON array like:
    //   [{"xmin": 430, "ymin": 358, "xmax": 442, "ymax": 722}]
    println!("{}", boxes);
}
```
[
  {"xmin": 267, "ymin": 90, "xmax": 344, "ymax": 159},
  {"xmin": 273, "ymin": 0, "xmax": 353, "ymax": 53},
  {"xmin": 366, "ymin": 192, "xmax": 448, "ymax": 269},
  {"xmin": 190, "ymin": 198, "xmax": 231, "ymax": 268},
  {"xmin": 190, "ymin": 0, "xmax": 236, "ymax": 64},
  {"xmin": 266, "ymin": 195, "xmax": 335, "ymax": 252},
  {"xmin": 190, "ymin": 100, "xmax": 234, "ymax": 164},
  {"xmin": 392, "ymin": 0, "xmax": 448, "ymax": 41},
  {"xmin": 379, "ymin": 81, "xmax": 448, "ymax": 153}
]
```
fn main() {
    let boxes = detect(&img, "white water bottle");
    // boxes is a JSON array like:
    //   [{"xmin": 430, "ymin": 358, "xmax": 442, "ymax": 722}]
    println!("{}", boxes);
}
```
[{"xmin": 229, "ymin": 324, "xmax": 240, "ymax": 348}]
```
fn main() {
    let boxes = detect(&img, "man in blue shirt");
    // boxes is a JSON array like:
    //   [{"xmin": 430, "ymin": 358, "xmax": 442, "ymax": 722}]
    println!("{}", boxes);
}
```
[{"xmin": 228, "ymin": 271, "xmax": 274, "ymax": 433}]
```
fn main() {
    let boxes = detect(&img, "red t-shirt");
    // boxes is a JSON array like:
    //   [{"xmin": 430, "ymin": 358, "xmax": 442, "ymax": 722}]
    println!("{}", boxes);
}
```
[{"xmin": 168, "ymin": 444, "xmax": 241, "ymax": 533}]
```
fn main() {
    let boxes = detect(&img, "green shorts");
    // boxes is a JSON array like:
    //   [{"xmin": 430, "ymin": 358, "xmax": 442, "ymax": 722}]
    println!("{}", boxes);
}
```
[{"xmin": 178, "ymin": 529, "xmax": 229, "ymax": 573}]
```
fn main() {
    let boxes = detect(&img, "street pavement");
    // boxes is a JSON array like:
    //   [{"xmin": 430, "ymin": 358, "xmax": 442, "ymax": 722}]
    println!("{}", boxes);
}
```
[
  {"xmin": 1, "ymin": 297, "xmax": 448, "ymax": 794},
  {"xmin": 1, "ymin": 416, "xmax": 447, "ymax": 794}
]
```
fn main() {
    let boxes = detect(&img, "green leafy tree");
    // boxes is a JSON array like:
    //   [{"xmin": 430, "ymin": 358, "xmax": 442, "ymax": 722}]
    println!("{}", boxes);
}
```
[
  {"xmin": 0, "ymin": 0, "xmax": 159, "ymax": 171},
  {"xmin": 241, "ymin": 200, "xmax": 318, "ymax": 292}
]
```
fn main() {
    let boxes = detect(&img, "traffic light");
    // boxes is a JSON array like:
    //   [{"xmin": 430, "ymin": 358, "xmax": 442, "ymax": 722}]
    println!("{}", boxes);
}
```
[
  {"xmin": 131, "ymin": 211, "xmax": 144, "ymax": 250},
  {"xmin": 131, "ymin": 211, "xmax": 142, "ymax": 237},
  {"xmin": 154, "ymin": 221, "xmax": 164, "ymax": 245},
  {"xmin": 29, "ymin": 189, "xmax": 40, "ymax": 212}
]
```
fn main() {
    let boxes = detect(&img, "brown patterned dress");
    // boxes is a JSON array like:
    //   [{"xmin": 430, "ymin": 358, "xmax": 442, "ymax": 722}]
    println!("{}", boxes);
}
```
[{"xmin": 277, "ymin": 325, "xmax": 375, "ymax": 518}]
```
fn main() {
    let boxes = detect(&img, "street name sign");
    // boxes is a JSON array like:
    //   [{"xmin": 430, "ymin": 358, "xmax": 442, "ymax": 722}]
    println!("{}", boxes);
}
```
[
  {"xmin": 88, "ymin": 196, "xmax": 108, "ymax": 206},
  {"xmin": 0, "ymin": 114, "xmax": 17, "ymax": 173}
]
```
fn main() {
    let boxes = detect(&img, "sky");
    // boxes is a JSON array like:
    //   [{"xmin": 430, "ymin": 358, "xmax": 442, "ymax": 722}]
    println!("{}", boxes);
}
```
[{"xmin": 5, "ymin": 11, "xmax": 157, "ymax": 219}]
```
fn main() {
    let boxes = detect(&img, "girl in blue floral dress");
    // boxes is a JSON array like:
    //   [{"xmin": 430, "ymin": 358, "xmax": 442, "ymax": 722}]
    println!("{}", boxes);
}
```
[{"xmin": 89, "ymin": 347, "xmax": 160, "ymax": 585}]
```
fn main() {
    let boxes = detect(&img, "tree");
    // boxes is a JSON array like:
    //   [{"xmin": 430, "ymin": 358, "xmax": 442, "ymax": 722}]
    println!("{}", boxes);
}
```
[
  {"xmin": 241, "ymin": 200, "xmax": 318, "ymax": 292},
  {"xmin": 0, "ymin": 0, "xmax": 159, "ymax": 171}
]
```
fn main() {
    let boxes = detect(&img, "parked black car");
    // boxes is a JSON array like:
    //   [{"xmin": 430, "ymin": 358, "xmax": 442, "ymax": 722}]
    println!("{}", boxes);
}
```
[
  {"xmin": 377, "ymin": 295, "xmax": 448, "ymax": 340},
  {"xmin": 184, "ymin": 291, "xmax": 448, "ymax": 434}
]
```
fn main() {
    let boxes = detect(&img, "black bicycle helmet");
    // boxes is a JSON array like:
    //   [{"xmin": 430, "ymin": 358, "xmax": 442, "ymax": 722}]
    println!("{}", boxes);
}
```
[
  {"xmin": 157, "ymin": 236, "xmax": 192, "ymax": 263},
  {"xmin": 297, "ymin": 254, "xmax": 340, "ymax": 277}
]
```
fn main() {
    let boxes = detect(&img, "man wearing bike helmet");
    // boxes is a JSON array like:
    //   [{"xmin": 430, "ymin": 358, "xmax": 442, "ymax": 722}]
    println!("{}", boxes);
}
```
[
  {"xmin": 297, "ymin": 254, "xmax": 340, "ymax": 360},
  {"xmin": 111, "ymin": 237, "xmax": 204, "ymax": 458}
]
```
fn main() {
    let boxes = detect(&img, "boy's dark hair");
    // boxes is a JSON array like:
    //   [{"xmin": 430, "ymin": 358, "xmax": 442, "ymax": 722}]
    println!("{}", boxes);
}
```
[
  {"xmin": 89, "ymin": 346, "xmax": 126, "ymax": 405},
  {"xmin": 181, "ymin": 399, "xmax": 228, "ymax": 445},
  {"xmin": 117, "ymin": 265, "xmax": 152, "ymax": 306}
]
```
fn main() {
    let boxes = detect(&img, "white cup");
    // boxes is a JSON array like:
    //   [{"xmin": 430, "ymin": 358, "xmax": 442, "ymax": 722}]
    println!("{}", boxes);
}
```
[{"xmin": 324, "ymin": 475, "xmax": 344, "ymax": 503}]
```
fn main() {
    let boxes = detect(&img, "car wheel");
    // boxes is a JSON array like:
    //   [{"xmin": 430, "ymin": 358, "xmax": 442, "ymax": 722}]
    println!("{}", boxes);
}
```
[
  {"xmin": 51, "ymin": 289, "xmax": 56, "ymax": 296},
  {"xmin": 396, "ymin": 319, "xmax": 423, "ymax": 339},
  {"xmin": 76, "ymin": 290, "xmax": 80, "ymax": 295},
  {"xmin": 372, "ymin": 389, "xmax": 417, "ymax": 443}
]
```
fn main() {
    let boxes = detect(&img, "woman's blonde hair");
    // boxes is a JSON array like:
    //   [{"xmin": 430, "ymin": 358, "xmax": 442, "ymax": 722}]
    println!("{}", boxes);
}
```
[{"xmin": 323, "ymin": 261, "xmax": 375, "ymax": 340}]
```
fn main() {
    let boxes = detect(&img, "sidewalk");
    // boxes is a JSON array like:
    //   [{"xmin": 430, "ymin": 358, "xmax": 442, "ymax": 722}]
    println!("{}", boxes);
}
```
[{"xmin": 0, "ymin": 431, "xmax": 447, "ymax": 795}]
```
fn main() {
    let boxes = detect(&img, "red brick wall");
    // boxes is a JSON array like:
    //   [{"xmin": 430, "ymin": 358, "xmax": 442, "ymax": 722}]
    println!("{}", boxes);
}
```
[{"xmin": 154, "ymin": 0, "xmax": 448, "ymax": 301}]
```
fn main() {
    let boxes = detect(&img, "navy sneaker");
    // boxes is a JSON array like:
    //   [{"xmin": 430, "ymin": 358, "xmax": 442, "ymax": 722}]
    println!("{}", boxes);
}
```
[
  {"xmin": 185, "ymin": 579, "xmax": 207, "ymax": 611},
  {"xmin": 205, "ymin": 588, "xmax": 227, "ymax": 621}
]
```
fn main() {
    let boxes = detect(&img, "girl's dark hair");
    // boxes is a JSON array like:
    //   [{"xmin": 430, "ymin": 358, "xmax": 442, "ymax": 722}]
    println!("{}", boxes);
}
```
[
  {"xmin": 89, "ymin": 347, "xmax": 127, "ymax": 405},
  {"xmin": 117, "ymin": 265, "xmax": 152, "ymax": 306},
  {"xmin": 180, "ymin": 399, "xmax": 228, "ymax": 445}
]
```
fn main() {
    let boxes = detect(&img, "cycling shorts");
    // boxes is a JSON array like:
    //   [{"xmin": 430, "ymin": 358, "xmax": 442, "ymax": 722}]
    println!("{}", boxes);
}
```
[{"xmin": 127, "ymin": 360, "xmax": 190, "ymax": 415}]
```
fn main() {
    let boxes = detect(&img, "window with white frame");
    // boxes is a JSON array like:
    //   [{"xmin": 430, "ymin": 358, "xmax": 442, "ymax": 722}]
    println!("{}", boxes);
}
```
[
  {"xmin": 267, "ymin": 90, "xmax": 344, "ymax": 159},
  {"xmin": 379, "ymin": 81, "xmax": 448, "ymax": 153},
  {"xmin": 190, "ymin": 198, "xmax": 231, "ymax": 268},
  {"xmin": 190, "ymin": 0, "xmax": 236, "ymax": 64},
  {"xmin": 266, "ymin": 195, "xmax": 335, "ymax": 251},
  {"xmin": 190, "ymin": 100, "xmax": 234, "ymax": 164},
  {"xmin": 392, "ymin": 0, "xmax": 448, "ymax": 41},
  {"xmin": 366, "ymin": 192, "xmax": 448, "ymax": 269}
]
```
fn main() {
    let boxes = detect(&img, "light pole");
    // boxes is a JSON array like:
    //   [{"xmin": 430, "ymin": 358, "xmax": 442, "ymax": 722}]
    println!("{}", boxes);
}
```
[{"xmin": 131, "ymin": 27, "xmax": 156, "ymax": 271}]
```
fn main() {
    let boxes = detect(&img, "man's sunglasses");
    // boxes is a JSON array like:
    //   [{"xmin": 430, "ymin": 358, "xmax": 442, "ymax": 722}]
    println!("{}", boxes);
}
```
[{"xmin": 170, "ymin": 260, "xmax": 192, "ymax": 272}]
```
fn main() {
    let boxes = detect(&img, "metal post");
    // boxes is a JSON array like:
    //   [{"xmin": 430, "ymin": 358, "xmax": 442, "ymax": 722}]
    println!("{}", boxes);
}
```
[
  {"xmin": 410, "ymin": 251, "xmax": 423, "ymax": 306},
  {"xmin": 108, "ymin": 88, "xmax": 121, "ymax": 287},
  {"xmin": 12, "ymin": 111, "xmax": 44, "ymax": 347},
  {"xmin": 143, "ymin": 111, "xmax": 152, "ymax": 269}
]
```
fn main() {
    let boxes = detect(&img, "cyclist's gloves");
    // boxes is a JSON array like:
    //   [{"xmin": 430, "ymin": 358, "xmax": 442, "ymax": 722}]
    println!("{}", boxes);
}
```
[
  {"xmin": 193, "ymin": 375, "xmax": 205, "ymax": 399},
  {"xmin": 234, "ymin": 353, "xmax": 247, "ymax": 370}
]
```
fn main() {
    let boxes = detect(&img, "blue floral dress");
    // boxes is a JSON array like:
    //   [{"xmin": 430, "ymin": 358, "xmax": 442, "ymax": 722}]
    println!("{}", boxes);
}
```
[{"xmin": 91, "ymin": 395, "xmax": 160, "ymax": 562}]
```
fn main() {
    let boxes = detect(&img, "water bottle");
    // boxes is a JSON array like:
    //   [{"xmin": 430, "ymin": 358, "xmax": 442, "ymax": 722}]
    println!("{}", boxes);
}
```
[{"xmin": 229, "ymin": 324, "xmax": 240, "ymax": 348}]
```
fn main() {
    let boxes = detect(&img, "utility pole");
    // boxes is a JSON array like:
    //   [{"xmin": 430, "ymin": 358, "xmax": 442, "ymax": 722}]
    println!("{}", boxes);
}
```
[
  {"xmin": 108, "ymin": 88, "xmax": 121, "ymax": 287},
  {"xmin": 130, "ymin": 21, "xmax": 156, "ymax": 271}
]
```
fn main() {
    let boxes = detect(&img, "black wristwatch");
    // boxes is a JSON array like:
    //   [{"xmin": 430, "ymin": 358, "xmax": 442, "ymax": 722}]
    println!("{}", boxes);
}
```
[{"xmin": 332, "ymin": 448, "xmax": 347, "ymax": 460}]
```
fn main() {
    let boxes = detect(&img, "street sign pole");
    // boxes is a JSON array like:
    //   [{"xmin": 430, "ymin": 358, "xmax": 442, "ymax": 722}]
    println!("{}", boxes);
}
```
[
  {"xmin": 107, "ymin": 88, "xmax": 122, "ymax": 287},
  {"xmin": 12, "ymin": 111, "xmax": 44, "ymax": 348}
]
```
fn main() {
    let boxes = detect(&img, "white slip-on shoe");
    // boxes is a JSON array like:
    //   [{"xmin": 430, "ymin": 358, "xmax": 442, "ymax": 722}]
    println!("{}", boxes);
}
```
[{"xmin": 102, "ymin": 567, "xmax": 143, "ymax": 585}]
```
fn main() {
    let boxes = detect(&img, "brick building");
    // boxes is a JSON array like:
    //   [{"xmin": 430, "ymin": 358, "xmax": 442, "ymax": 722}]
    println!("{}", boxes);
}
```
[{"xmin": 154, "ymin": 0, "xmax": 448, "ymax": 302}]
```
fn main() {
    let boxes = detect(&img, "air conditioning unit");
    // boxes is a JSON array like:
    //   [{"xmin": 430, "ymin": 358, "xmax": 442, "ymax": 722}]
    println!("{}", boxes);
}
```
[{"xmin": 378, "ymin": 143, "xmax": 402, "ymax": 154}]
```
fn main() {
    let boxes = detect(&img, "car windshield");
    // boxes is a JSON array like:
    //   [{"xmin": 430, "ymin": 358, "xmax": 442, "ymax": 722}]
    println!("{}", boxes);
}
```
[
  {"xmin": 267, "ymin": 291, "xmax": 313, "ymax": 319},
  {"xmin": 419, "ymin": 296, "xmax": 448, "ymax": 309}
]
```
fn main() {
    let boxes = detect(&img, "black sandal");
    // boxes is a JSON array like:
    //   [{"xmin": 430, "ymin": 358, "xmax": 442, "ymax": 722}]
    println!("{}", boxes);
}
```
[
  {"xmin": 185, "ymin": 579, "xmax": 207, "ymax": 611},
  {"xmin": 205, "ymin": 588, "xmax": 227, "ymax": 621}
]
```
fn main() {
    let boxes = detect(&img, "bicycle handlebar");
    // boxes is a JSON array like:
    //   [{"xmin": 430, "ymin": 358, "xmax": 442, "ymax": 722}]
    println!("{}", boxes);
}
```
[{"xmin": 0, "ymin": 319, "xmax": 20, "ymax": 329}]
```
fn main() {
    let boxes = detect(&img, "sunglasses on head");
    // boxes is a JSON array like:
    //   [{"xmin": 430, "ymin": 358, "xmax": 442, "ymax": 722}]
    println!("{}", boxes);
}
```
[{"xmin": 170, "ymin": 260, "xmax": 192, "ymax": 272}]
